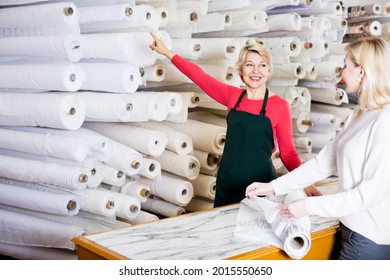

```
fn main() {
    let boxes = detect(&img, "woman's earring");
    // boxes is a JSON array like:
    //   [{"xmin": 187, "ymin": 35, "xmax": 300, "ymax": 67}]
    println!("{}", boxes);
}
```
[{"xmin": 357, "ymin": 77, "xmax": 362, "ymax": 82}]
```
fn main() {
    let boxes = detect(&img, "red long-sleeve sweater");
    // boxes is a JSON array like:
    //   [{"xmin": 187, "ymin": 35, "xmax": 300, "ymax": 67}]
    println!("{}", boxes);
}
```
[{"xmin": 172, "ymin": 55, "xmax": 302, "ymax": 172}]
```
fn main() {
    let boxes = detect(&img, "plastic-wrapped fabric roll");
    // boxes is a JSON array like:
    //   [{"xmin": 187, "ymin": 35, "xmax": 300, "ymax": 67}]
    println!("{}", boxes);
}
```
[
  {"xmin": 314, "ymin": 61, "xmax": 342, "ymax": 83},
  {"xmin": 189, "ymin": 173, "xmax": 216, "ymax": 200},
  {"xmin": 164, "ymin": 8, "xmax": 198, "ymax": 28},
  {"xmin": 0, "ymin": 148, "xmax": 102, "ymax": 190},
  {"xmin": 128, "ymin": 92, "xmax": 169, "ymax": 121},
  {"xmin": 207, "ymin": 0, "xmax": 251, "ymax": 13},
  {"xmin": 197, "ymin": 38, "xmax": 240, "ymax": 61},
  {"xmin": 119, "ymin": 179, "xmax": 150, "ymax": 203},
  {"xmin": 78, "ymin": 188, "xmax": 116, "ymax": 217},
  {"xmin": 184, "ymin": 196, "xmax": 214, "ymax": 212},
  {"xmin": 101, "ymin": 163, "xmax": 126, "ymax": 187},
  {"xmin": 79, "ymin": 62, "xmax": 142, "ymax": 94},
  {"xmin": 80, "ymin": 4, "xmax": 160, "ymax": 33},
  {"xmin": 0, "ymin": 63, "xmax": 85, "ymax": 91},
  {"xmin": 0, "ymin": 2, "xmax": 80, "ymax": 37},
  {"xmin": 301, "ymin": 62, "xmax": 317, "ymax": 80},
  {"xmin": 0, "ymin": 34, "xmax": 82, "ymax": 62},
  {"xmin": 126, "ymin": 121, "xmax": 193, "ymax": 155},
  {"xmin": 141, "ymin": 196, "xmax": 186, "ymax": 217},
  {"xmin": 137, "ymin": 91, "xmax": 183, "ymax": 116},
  {"xmin": 200, "ymin": 63, "xmax": 242, "ymax": 86},
  {"xmin": 0, "ymin": 208, "xmax": 86, "ymax": 250},
  {"xmin": 78, "ymin": 3, "xmax": 133, "ymax": 25},
  {"xmin": 126, "ymin": 209, "xmax": 159, "ymax": 225},
  {"xmin": 308, "ymin": 87, "xmax": 345, "ymax": 106},
  {"xmin": 296, "ymin": 86, "xmax": 311, "ymax": 113},
  {"xmin": 309, "ymin": 112, "xmax": 336, "ymax": 126},
  {"xmin": 164, "ymin": 93, "xmax": 189, "ymax": 123},
  {"xmin": 171, "ymin": 38, "xmax": 202, "ymax": 60},
  {"xmin": 268, "ymin": 12, "xmax": 302, "ymax": 31},
  {"xmin": 162, "ymin": 91, "xmax": 198, "ymax": 109},
  {"xmin": 97, "ymin": 187, "xmax": 140, "ymax": 220},
  {"xmin": 268, "ymin": 86, "xmax": 299, "ymax": 108},
  {"xmin": 294, "ymin": 136, "xmax": 312, "ymax": 150},
  {"xmin": 0, "ymin": 154, "xmax": 89, "ymax": 192},
  {"xmin": 142, "ymin": 64, "xmax": 166, "ymax": 82},
  {"xmin": 271, "ymin": 63, "xmax": 306, "ymax": 80},
  {"xmin": 153, "ymin": 149, "xmax": 200, "ymax": 180},
  {"xmin": 0, "ymin": 243, "xmax": 77, "ymax": 260},
  {"xmin": 0, "ymin": 183, "xmax": 80, "ymax": 216},
  {"xmin": 292, "ymin": 111, "xmax": 312, "ymax": 136},
  {"xmin": 0, "ymin": 93, "xmax": 85, "ymax": 130},
  {"xmin": 77, "ymin": 92, "xmax": 148, "ymax": 122},
  {"xmin": 83, "ymin": 122, "xmax": 167, "ymax": 158},
  {"xmin": 194, "ymin": 12, "xmax": 230, "ymax": 34},
  {"xmin": 259, "ymin": 37, "xmax": 301, "ymax": 58},
  {"xmin": 103, "ymin": 139, "xmax": 143, "ymax": 177},
  {"xmin": 81, "ymin": 32, "xmax": 157, "ymax": 66},
  {"xmin": 140, "ymin": 157, "xmax": 161, "ymax": 180},
  {"xmin": 188, "ymin": 111, "xmax": 227, "ymax": 128},
  {"xmin": 0, "ymin": 128, "xmax": 89, "ymax": 162},
  {"xmin": 139, "ymin": 172, "xmax": 194, "ymax": 206},
  {"xmin": 162, "ymin": 119, "xmax": 226, "ymax": 155},
  {"xmin": 191, "ymin": 149, "xmax": 220, "ymax": 173},
  {"xmin": 224, "ymin": 10, "xmax": 267, "ymax": 31}
]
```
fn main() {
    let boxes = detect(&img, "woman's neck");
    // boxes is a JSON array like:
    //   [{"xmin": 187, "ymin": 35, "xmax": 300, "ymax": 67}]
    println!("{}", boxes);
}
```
[{"xmin": 246, "ymin": 87, "xmax": 267, "ymax": 100}]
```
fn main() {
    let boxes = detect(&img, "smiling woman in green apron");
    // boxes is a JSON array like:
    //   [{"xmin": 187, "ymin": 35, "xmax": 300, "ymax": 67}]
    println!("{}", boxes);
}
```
[{"xmin": 149, "ymin": 32, "xmax": 320, "ymax": 207}]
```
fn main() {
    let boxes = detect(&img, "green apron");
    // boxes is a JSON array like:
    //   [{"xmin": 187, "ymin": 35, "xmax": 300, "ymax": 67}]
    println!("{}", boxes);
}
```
[{"xmin": 213, "ymin": 88, "xmax": 276, "ymax": 207}]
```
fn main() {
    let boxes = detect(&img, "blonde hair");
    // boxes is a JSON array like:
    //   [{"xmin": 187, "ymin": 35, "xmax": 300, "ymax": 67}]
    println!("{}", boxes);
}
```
[
  {"xmin": 345, "ymin": 37, "xmax": 390, "ymax": 118},
  {"xmin": 235, "ymin": 42, "xmax": 273, "ymax": 83}
]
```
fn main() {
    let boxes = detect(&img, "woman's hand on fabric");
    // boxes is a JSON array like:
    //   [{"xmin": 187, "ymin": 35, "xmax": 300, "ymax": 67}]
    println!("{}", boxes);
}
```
[
  {"xmin": 278, "ymin": 199, "xmax": 306, "ymax": 220},
  {"xmin": 245, "ymin": 182, "xmax": 274, "ymax": 199},
  {"xmin": 304, "ymin": 185, "xmax": 322, "ymax": 197},
  {"xmin": 149, "ymin": 32, "xmax": 175, "ymax": 59}
]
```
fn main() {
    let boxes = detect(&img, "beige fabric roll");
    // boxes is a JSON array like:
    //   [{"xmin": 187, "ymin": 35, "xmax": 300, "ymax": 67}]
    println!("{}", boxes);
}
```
[
  {"xmin": 189, "ymin": 173, "xmax": 216, "ymax": 200},
  {"xmin": 140, "ymin": 157, "xmax": 161, "ymax": 180},
  {"xmin": 127, "ymin": 210, "xmax": 159, "ymax": 225},
  {"xmin": 141, "ymin": 196, "xmax": 186, "ymax": 217},
  {"xmin": 188, "ymin": 111, "xmax": 227, "ymax": 128},
  {"xmin": 308, "ymin": 87, "xmax": 345, "ymax": 106},
  {"xmin": 292, "ymin": 111, "xmax": 312, "ymax": 136},
  {"xmin": 191, "ymin": 149, "xmax": 220, "ymax": 172},
  {"xmin": 119, "ymin": 179, "xmax": 150, "ymax": 203},
  {"xmin": 184, "ymin": 197, "xmax": 214, "ymax": 213}
]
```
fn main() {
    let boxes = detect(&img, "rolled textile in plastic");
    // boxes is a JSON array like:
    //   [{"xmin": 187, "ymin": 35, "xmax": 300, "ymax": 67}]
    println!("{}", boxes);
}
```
[
  {"xmin": 310, "ymin": 103, "xmax": 353, "ymax": 127},
  {"xmin": 152, "ymin": 149, "xmax": 200, "ymax": 180},
  {"xmin": 271, "ymin": 63, "xmax": 306, "ymax": 80},
  {"xmin": 171, "ymin": 38, "xmax": 202, "ymax": 60},
  {"xmin": 77, "ymin": 92, "xmax": 148, "ymax": 122},
  {"xmin": 0, "ymin": 63, "xmax": 85, "ymax": 91},
  {"xmin": 101, "ymin": 163, "xmax": 126, "ymax": 187},
  {"xmin": 78, "ymin": 188, "xmax": 116, "ymax": 217},
  {"xmin": 0, "ymin": 93, "xmax": 85, "ymax": 130},
  {"xmin": 258, "ymin": 37, "xmax": 301, "ymax": 58},
  {"xmin": 97, "ymin": 187, "xmax": 140, "ymax": 220},
  {"xmin": 296, "ymin": 86, "xmax": 311, "ymax": 113},
  {"xmin": 267, "ymin": 12, "xmax": 302, "ymax": 31},
  {"xmin": 194, "ymin": 12, "xmax": 230, "ymax": 34},
  {"xmin": 103, "ymin": 139, "xmax": 143, "ymax": 177},
  {"xmin": 0, "ymin": 148, "xmax": 102, "ymax": 190},
  {"xmin": 300, "ymin": 62, "xmax": 317, "ymax": 80},
  {"xmin": 79, "ymin": 62, "xmax": 142, "ymax": 94},
  {"xmin": 197, "ymin": 38, "xmax": 239, "ymax": 61},
  {"xmin": 187, "ymin": 111, "xmax": 227, "ymax": 128},
  {"xmin": 294, "ymin": 136, "xmax": 312, "ymax": 150},
  {"xmin": 139, "ymin": 157, "xmax": 161, "ymax": 180},
  {"xmin": 191, "ymin": 149, "xmax": 219, "ymax": 172},
  {"xmin": 164, "ymin": 8, "xmax": 198, "ymax": 28},
  {"xmin": 0, "ymin": 34, "xmax": 82, "ymax": 62},
  {"xmin": 308, "ymin": 87, "xmax": 345, "ymax": 106},
  {"xmin": 309, "ymin": 112, "xmax": 336, "ymax": 126},
  {"xmin": 119, "ymin": 179, "xmax": 150, "ymax": 203},
  {"xmin": 137, "ymin": 91, "xmax": 183, "ymax": 116},
  {"xmin": 0, "ymin": 2, "xmax": 80, "ymax": 37},
  {"xmin": 139, "ymin": 172, "xmax": 194, "ymax": 206},
  {"xmin": 162, "ymin": 119, "xmax": 226, "ymax": 155},
  {"xmin": 0, "ymin": 183, "xmax": 80, "ymax": 216},
  {"xmin": 164, "ymin": 93, "xmax": 189, "ymax": 123},
  {"xmin": 292, "ymin": 111, "xmax": 312, "ymax": 136},
  {"xmin": 0, "ymin": 242, "xmax": 77, "ymax": 260},
  {"xmin": 126, "ymin": 209, "xmax": 159, "ymax": 225},
  {"xmin": 0, "ymin": 208, "xmax": 86, "ymax": 250},
  {"xmin": 184, "ymin": 196, "xmax": 214, "ymax": 212},
  {"xmin": 0, "ymin": 154, "xmax": 89, "ymax": 191},
  {"xmin": 126, "ymin": 121, "xmax": 193, "ymax": 155},
  {"xmin": 314, "ymin": 61, "xmax": 342, "ymax": 83},
  {"xmin": 0, "ymin": 127, "xmax": 89, "ymax": 162},
  {"xmin": 164, "ymin": 91, "xmax": 198, "ymax": 109},
  {"xmin": 141, "ymin": 196, "xmax": 186, "ymax": 217},
  {"xmin": 83, "ymin": 122, "xmax": 167, "ymax": 158},
  {"xmin": 224, "ymin": 10, "xmax": 267, "ymax": 31},
  {"xmin": 81, "ymin": 32, "xmax": 157, "ymax": 66},
  {"xmin": 126, "ymin": 92, "xmax": 168, "ymax": 121},
  {"xmin": 78, "ymin": 3, "xmax": 133, "ymax": 25},
  {"xmin": 189, "ymin": 173, "xmax": 216, "ymax": 200},
  {"xmin": 141, "ymin": 64, "xmax": 166, "ymax": 82}
]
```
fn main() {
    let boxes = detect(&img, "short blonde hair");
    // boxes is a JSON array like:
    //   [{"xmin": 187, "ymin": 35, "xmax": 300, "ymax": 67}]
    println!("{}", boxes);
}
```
[
  {"xmin": 235, "ymin": 42, "xmax": 273, "ymax": 83},
  {"xmin": 345, "ymin": 37, "xmax": 390, "ymax": 117}
]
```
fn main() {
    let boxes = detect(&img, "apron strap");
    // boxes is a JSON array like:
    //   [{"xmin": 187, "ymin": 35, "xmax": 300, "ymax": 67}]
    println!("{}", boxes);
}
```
[
  {"xmin": 233, "ymin": 89, "xmax": 247, "ymax": 110},
  {"xmin": 260, "ymin": 88, "xmax": 269, "ymax": 115}
]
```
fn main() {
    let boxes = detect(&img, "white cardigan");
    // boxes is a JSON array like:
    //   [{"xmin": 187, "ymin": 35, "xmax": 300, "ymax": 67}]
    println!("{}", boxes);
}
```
[{"xmin": 271, "ymin": 105, "xmax": 390, "ymax": 244}]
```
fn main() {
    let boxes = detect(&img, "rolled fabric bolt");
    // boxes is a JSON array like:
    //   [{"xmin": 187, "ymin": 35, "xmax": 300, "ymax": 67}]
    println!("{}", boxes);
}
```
[
  {"xmin": 120, "ymin": 179, "xmax": 150, "ymax": 203},
  {"xmin": 292, "ymin": 112, "xmax": 312, "ymax": 135},
  {"xmin": 140, "ymin": 157, "xmax": 161, "ymax": 180},
  {"xmin": 78, "ymin": 188, "xmax": 116, "ymax": 217}
]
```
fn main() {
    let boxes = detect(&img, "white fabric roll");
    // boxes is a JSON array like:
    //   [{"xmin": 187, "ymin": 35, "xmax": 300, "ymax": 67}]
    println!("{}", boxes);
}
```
[
  {"xmin": 0, "ymin": 183, "xmax": 79, "ymax": 216},
  {"xmin": 268, "ymin": 12, "xmax": 302, "ymax": 31},
  {"xmin": 296, "ymin": 86, "xmax": 311, "ymax": 114},
  {"xmin": 0, "ymin": 242, "xmax": 77, "ymax": 260},
  {"xmin": 119, "ymin": 179, "xmax": 150, "ymax": 203},
  {"xmin": 304, "ymin": 131, "xmax": 334, "ymax": 149},
  {"xmin": 162, "ymin": 119, "xmax": 226, "ymax": 155},
  {"xmin": 314, "ymin": 61, "xmax": 342, "ymax": 83},
  {"xmin": 294, "ymin": 136, "xmax": 312, "ymax": 149},
  {"xmin": 195, "ymin": 92, "xmax": 228, "ymax": 111},
  {"xmin": 139, "ymin": 172, "xmax": 194, "ymax": 206},
  {"xmin": 187, "ymin": 111, "xmax": 227, "ymax": 128},
  {"xmin": 0, "ymin": 63, "xmax": 85, "ymax": 91},
  {"xmin": 0, "ymin": 2, "xmax": 80, "ymax": 37},
  {"xmin": 292, "ymin": 111, "xmax": 312, "ymax": 136},
  {"xmin": 79, "ymin": 62, "xmax": 142, "ymax": 94},
  {"xmin": 197, "ymin": 38, "xmax": 240, "ymax": 61},
  {"xmin": 0, "ymin": 127, "xmax": 89, "ymax": 162},
  {"xmin": 126, "ymin": 121, "xmax": 193, "ymax": 155},
  {"xmin": 308, "ymin": 87, "xmax": 345, "ymax": 106},
  {"xmin": 137, "ymin": 91, "xmax": 183, "ymax": 116},
  {"xmin": 189, "ymin": 173, "xmax": 216, "ymax": 200},
  {"xmin": 0, "ymin": 154, "xmax": 89, "ymax": 192},
  {"xmin": 171, "ymin": 38, "xmax": 202, "ymax": 60},
  {"xmin": 128, "ymin": 92, "xmax": 169, "ymax": 121},
  {"xmin": 127, "ymin": 209, "xmax": 159, "ymax": 225},
  {"xmin": 139, "ymin": 157, "xmax": 161, "ymax": 180},
  {"xmin": 78, "ymin": 4, "xmax": 133, "ymax": 25},
  {"xmin": 141, "ymin": 197, "xmax": 186, "ymax": 217},
  {"xmin": 271, "ymin": 63, "xmax": 306, "ymax": 80},
  {"xmin": 268, "ymin": 86, "xmax": 299, "ymax": 108},
  {"xmin": 142, "ymin": 64, "xmax": 166, "ymax": 82},
  {"xmin": 0, "ymin": 93, "xmax": 85, "ymax": 130},
  {"xmin": 0, "ymin": 34, "xmax": 82, "ymax": 62},
  {"xmin": 101, "ymin": 163, "xmax": 126, "ymax": 187},
  {"xmin": 309, "ymin": 112, "xmax": 336, "ymax": 126},
  {"xmin": 194, "ymin": 12, "xmax": 230, "ymax": 34},
  {"xmin": 0, "ymin": 208, "xmax": 85, "ymax": 250},
  {"xmin": 78, "ymin": 188, "xmax": 116, "ymax": 217},
  {"xmin": 170, "ymin": 92, "xmax": 199, "ymax": 109},
  {"xmin": 191, "ymin": 149, "xmax": 220, "ymax": 172},
  {"xmin": 361, "ymin": 4, "xmax": 383, "ymax": 16},
  {"xmin": 259, "ymin": 37, "xmax": 301, "ymax": 58},
  {"xmin": 225, "ymin": 10, "xmax": 267, "ymax": 31},
  {"xmin": 83, "ymin": 122, "xmax": 167, "ymax": 158},
  {"xmin": 153, "ymin": 149, "xmax": 200, "ymax": 180}
]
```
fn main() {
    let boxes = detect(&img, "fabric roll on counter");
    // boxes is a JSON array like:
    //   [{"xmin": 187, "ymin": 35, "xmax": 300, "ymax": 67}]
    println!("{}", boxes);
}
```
[
  {"xmin": 83, "ymin": 122, "xmax": 167, "ymax": 158},
  {"xmin": 126, "ymin": 121, "xmax": 193, "ymax": 155},
  {"xmin": 141, "ymin": 196, "xmax": 186, "ymax": 218},
  {"xmin": 0, "ymin": 34, "xmax": 82, "ymax": 62},
  {"xmin": 139, "ymin": 172, "xmax": 194, "ymax": 207},
  {"xmin": 152, "ymin": 150, "xmax": 200, "ymax": 180},
  {"xmin": 184, "ymin": 197, "xmax": 214, "ymax": 212},
  {"xmin": 118, "ymin": 179, "xmax": 150, "ymax": 204},
  {"xmin": 0, "ymin": 243, "xmax": 77, "ymax": 260},
  {"xmin": 126, "ymin": 209, "xmax": 159, "ymax": 225},
  {"xmin": 0, "ymin": 2, "xmax": 80, "ymax": 37}
]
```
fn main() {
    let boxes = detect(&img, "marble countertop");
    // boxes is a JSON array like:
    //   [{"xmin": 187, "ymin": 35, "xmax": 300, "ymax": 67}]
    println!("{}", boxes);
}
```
[{"xmin": 84, "ymin": 183, "xmax": 339, "ymax": 260}]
